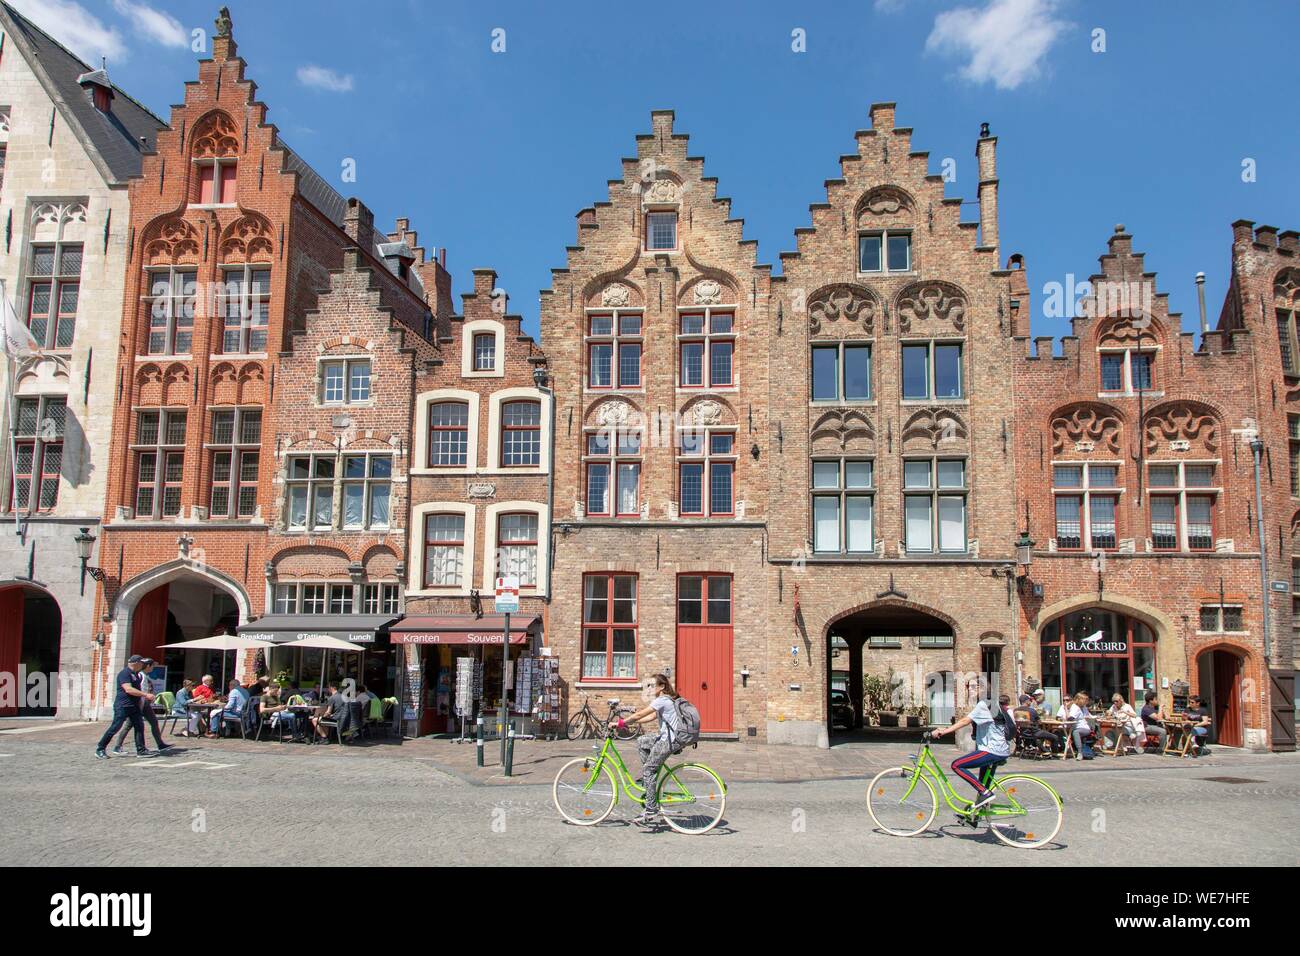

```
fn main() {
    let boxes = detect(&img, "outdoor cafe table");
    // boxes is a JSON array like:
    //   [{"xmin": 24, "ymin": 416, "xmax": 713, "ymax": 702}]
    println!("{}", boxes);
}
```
[
  {"xmin": 1162, "ymin": 715, "xmax": 1198, "ymax": 756},
  {"xmin": 186, "ymin": 701, "xmax": 223, "ymax": 735}
]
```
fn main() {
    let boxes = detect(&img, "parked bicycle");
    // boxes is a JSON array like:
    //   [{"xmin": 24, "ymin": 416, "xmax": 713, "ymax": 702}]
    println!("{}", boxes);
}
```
[
  {"xmin": 552, "ymin": 721, "xmax": 727, "ymax": 834},
  {"xmin": 566, "ymin": 696, "xmax": 637, "ymax": 740},
  {"xmin": 866, "ymin": 731, "xmax": 1063, "ymax": 849}
]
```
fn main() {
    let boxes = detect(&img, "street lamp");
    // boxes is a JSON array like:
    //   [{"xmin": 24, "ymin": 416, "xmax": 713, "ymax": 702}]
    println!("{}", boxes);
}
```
[
  {"xmin": 1015, "ymin": 531, "xmax": 1035, "ymax": 569},
  {"xmin": 73, "ymin": 527, "xmax": 105, "ymax": 596}
]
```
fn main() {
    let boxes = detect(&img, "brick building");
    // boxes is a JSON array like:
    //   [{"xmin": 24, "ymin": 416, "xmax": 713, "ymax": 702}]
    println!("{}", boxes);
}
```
[
  {"xmin": 88, "ymin": 13, "xmax": 447, "ymax": 714},
  {"xmin": 765, "ymin": 105, "xmax": 1022, "ymax": 747},
  {"xmin": 541, "ymin": 111, "xmax": 772, "ymax": 739},
  {"xmin": 0, "ymin": 3, "xmax": 166, "ymax": 717},
  {"xmin": 395, "ymin": 269, "xmax": 549, "ymax": 736},
  {"xmin": 1011, "ymin": 224, "xmax": 1290, "ymax": 748}
]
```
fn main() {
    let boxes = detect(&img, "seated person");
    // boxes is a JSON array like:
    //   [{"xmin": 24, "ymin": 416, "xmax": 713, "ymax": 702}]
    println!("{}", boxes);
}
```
[
  {"xmin": 1105, "ymin": 694, "xmax": 1143, "ymax": 752},
  {"xmin": 1066, "ymin": 692, "xmax": 1096, "ymax": 759},
  {"xmin": 311, "ymin": 682, "xmax": 347, "ymax": 740},
  {"xmin": 186, "ymin": 675, "xmax": 217, "ymax": 736},
  {"xmin": 1018, "ymin": 693, "xmax": 1063, "ymax": 754},
  {"xmin": 259, "ymin": 686, "xmax": 298, "ymax": 736},
  {"xmin": 1138, "ymin": 691, "xmax": 1166, "ymax": 752},
  {"xmin": 209, "ymin": 678, "xmax": 251, "ymax": 735},
  {"xmin": 1186, "ymin": 694, "xmax": 1213, "ymax": 755}
]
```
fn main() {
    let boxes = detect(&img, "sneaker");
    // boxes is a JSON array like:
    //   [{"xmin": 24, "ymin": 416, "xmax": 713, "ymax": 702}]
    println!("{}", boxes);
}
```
[
  {"xmin": 94, "ymin": 749, "xmax": 109, "ymax": 760},
  {"xmin": 135, "ymin": 750, "xmax": 160, "ymax": 758},
  {"xmin": 970, "ymin": 790, "xmax": 998, "ymax": 812},
  {"xmin": 156, "ymin": 743, "xmax": 175, "ymax": 752},
  {"xmin": 111, "ymin": 747, "xmax": 124, "ymax": 755},
  {"xmin": 633, "ymin": 811, "xmax": 663, "ymax": 826}
]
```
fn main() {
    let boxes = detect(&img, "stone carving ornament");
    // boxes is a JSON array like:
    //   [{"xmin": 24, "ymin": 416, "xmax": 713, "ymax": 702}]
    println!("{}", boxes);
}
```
[
  {"xmin": 601, "ymin": 284, "xmax": 630, "ymax": 308},
  {"xmin": 694, "ymin": 279, "xmax": 723, "ymax": 305},
  {"xmin": 690, "ymin": 400, "xmax": 723, "ymax": 425},
  {"xmin": 896, "ymin": 283, "xmax": 966, "ymax": 333},
  {"xmin": 1051, "ymin": 405, "xmax": 1121, "ymax": 455},
  {"xmin": 901, "ymin": 407, "xmax": 967, "ymax": 448},
  {"xmin": 595, "ymin": 399, "xmax": 634, "ymax": 428},
  {"xmin": 811, "ymin": 409, "xmax": 874, "ymax": 450},
  {"xmin": 1144, "ymin": 404, "xmax": 1218, "ymax": 455},
  {"xmin": 808, "ymin": 285, "xmax": 876, "ymax": 336},
  {"xmin": 644, "ymin": 178, "xmax": 678, "ymax": 204}
]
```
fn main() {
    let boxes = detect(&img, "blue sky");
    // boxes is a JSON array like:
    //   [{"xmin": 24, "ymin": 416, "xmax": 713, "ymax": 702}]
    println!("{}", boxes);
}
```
[{"xmin": 13, "ymin": 0, "xmax": 1300, "ymax": 341}]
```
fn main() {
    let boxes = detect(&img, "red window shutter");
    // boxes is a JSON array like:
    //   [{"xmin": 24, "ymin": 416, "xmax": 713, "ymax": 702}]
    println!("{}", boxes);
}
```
[
  {"xmin": 219, "ymin": 163, "xmax": 238, "ymax": 203},
  {"xmin": 198, "ymin": 164, "xmax": 215, "ymax": 204}
]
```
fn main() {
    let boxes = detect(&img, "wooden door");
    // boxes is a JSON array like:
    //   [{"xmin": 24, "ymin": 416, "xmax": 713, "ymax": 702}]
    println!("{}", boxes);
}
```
[
  {"xmin": 675, "ymin": 574, "xmax": 734, "ymax": 734},
  {"xmin": 0, "ymin": 588, "xmax": 25, "ymax": 717},
  {"xmin": 1212, "ymin": 651, "xmax": 1243, "ymax": 748}
]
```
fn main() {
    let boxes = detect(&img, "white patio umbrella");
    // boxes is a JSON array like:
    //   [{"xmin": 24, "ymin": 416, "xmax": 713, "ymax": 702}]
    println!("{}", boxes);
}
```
[
  {"xmin": 287, "ymin": 635, "xmax": 365, "ymax": 700},
  {"xmin": 166, "ymin": 635, "xmax": 277, "ymax": 690}
]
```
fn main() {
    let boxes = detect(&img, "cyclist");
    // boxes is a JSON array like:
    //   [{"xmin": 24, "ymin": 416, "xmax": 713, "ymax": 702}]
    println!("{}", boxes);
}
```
[
  {"xmin": 929, "ymin": 692, "xmax": 1014, "ymax": 812},
  {"xmin": 612, "ymin": 673, "xmax": 681, "ymax": 826}
]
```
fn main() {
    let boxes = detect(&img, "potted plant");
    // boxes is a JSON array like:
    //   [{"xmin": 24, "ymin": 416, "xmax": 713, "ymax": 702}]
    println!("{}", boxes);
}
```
[
  {"xmin": 900, "ymin": 703, "xmax": 928, "ymax": 728},
  {"xmin": 862, "ymin": 672, "xmax": 894, "ymax": 726}
]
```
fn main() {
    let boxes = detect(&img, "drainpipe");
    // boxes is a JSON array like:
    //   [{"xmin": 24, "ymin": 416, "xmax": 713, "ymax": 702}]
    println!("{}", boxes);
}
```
[
  {"xmin": 534, "ymin": 368, "xmax": 556, "ymax": 606},
  {"xmin": 1249, "ymin": 438, "xmax": 1273, "ymax": 664}
]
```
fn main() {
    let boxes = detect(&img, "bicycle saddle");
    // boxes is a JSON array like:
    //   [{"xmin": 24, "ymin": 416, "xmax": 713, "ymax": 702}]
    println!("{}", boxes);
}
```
[{"xmin": 607, "ymin": 698, "xmax": 620, "ymax": 705}]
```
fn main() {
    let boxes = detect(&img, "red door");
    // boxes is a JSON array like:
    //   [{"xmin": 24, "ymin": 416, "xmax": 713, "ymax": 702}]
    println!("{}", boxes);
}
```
[
  {"xmin": 1212, "ymin": 650, "xmax": 1243, "ymax": 748},
  {"xmin": 675, "ymin": 574, "xmax": 733, "ymax": 734},
  {"xmin": 0, "ymin": 588, "xmax": 25, "ymax": 717}
]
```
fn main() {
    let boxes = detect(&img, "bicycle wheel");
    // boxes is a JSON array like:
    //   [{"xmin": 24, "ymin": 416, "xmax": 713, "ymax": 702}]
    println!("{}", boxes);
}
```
[
  {"xmin": 867, "ymin": 766, "xmax": 938, "ymax": 836},
  {"xmin": 565, "ymin": 711, "xmax": 590, "ymax": 740},
  {"xmin": 657, "ymin": 763, "xmax": 726, "ymax": 834},
  {"xmin": 614, "ymin": 716, "xmax": 639, "ymax": 740},
  {"xmin": 552, "ymin": 757, "xmax": 617, "ymax": 825},
  {"xmin": 984, "ymin": 774, "xmax": 1063, "ymax": 849}
]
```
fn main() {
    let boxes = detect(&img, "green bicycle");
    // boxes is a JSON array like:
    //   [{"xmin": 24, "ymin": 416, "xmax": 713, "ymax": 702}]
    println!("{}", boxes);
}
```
[
  {"xmin": 552, "ymin": 726, "xmax": 727, "ymax": 834},
  {"xmin": 867, "ymin": 732, "xmax": 1063, "ymax": 849}
]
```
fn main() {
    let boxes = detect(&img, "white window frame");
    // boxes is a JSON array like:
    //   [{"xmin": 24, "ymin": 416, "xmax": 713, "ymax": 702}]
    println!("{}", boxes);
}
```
[
  {"xmin": 858, "ymin": 230, "xmax": 912, "ymax": 274},
  {"xmin": 645, "ymin": 210, "xmax": 677, "ymax": 252},
  {"xmin": 461, "ymin": 319, "xmax": 505, "ymax": 378},
  {"xmin": 1098, "ymin": 346, "xmax": 1160, "ymax": 397},
  {"xmin": 1050, "ymin": 461, "xmax": 1122, "ymax": 552},
  {"xmin": 482, "ymin": 501, "xmax": 550, "ymax": 597},
  {"xmin": 412, "ymin": 389, "xmax": 481, "ymax": 474},
  {"xmin": 408, "ymin": 502, "xmax": 477, "ymax": 596},
  {"xmin": 318, "ymin": 356, "xmax": 372, "ymax": 406},
  {"xmin": 811, "ymin": 458, "xmax": 875, "ymax": 554},
  {"xmin": 486, "ymin": 388, "xmax": 551, "ymax": 475},
  {"xmin": 1146, "ymin": 459, "xmax": 1220, "ymax": 552},
  {"xmin": 903, "ymin": 457, "xmax": 967, "ymax": 554}
]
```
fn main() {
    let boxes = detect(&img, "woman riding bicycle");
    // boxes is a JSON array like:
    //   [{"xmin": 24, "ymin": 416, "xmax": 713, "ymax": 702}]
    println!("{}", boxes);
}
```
[
  {"xmin": 929, "ymin": 692, "xmax": 1014, "ymax": 812},
  {"xmin": 612, "ymin": 673, "xmax": 681, "ymax": 826}
]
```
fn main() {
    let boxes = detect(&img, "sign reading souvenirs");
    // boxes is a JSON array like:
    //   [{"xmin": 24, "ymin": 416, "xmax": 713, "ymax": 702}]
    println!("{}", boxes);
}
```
[{"xmin": 1063, "ymin": 628, "xmax": 1129, "ymax": 655}]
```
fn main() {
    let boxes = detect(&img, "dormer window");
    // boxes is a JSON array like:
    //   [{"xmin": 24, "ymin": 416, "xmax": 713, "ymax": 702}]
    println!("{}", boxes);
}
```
[
  {"xmin": 1099, "ymin": 348, "xmax": 1156, "ymax": 394},
  {"xmin": 473, "ymin": 332, "xmax": 496, "ymax": 371},
  {"xmin": 196, "ymin": 159, "xmax": 237, "ymax": 205},
  {"xmin": 646, "ymin": 212, "xmax": 677, "ymax": 251}
]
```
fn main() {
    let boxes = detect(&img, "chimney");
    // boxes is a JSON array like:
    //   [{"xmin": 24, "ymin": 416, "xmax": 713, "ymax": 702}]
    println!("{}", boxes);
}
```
[
  {"xmin": 976, "ymin": 123, "xmax": 998, "ymax": 257},
  {"xmin": 342, "ymin": 197, "xmax": 375, "ymax": 252},
  {"xmin": 1196, "ymin": 272, "xmax": 1208, "ymax": 334},
  {"xmin": 77, "ymin": 60, "xmax": 114, "ymax": 114}
]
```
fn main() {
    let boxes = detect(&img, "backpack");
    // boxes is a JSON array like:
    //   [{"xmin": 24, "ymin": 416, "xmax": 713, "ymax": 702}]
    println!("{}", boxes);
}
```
[{"xmin": 670, "ymin": 697, "xmax": 701, "ymax": 752}]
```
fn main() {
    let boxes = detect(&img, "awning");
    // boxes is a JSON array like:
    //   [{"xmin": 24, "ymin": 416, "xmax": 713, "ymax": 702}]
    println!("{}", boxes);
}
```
[
  {"xmin": 237, "ymin": 614, "xmax": 397, "ymax": 645},
  {"xmin": 390, "ymin": 614, "xmax": 539, "ymax": 646}
]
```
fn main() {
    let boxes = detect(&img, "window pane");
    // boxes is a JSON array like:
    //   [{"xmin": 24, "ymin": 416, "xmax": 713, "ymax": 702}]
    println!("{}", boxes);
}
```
[
  {"xmin": 938, "ymin": 496, "xmax": 965, "ymax": 551},
  {"xmin": 1131, "ymin": 352, "xmax": 1153, "ymax": 390},
  {"xmin": 349, "ymin": 362, "xmax": 371, "ymax": 402},
  {"xmin": 680, "ymin": 314, "xmax": 705, "ymax": 335},
  {"xmin": 1222, "ymin": 606, "xmax": 1242, "ymax": 631},
  {"xmin": 1184, "ymin": 464, "xmax": 1215, "ymax": 487},
  {"xmin": 846, "ymin": 496, "xmax": 873, "ymax": 552},
  {"xmin": 313, "ymin": 487, "xmax": 333, "ymax": 528},
  {"xmin": 812, "ymin": 461, "xmax": 840, "ymax": 489},
  {"xmin": 1100, "ymin": 354, "xmax": 1124, "ymax": 390},
  {"xmin": 709, "ymin": 433, "xmax": 733, "ymax": 456},
  {"xmin": 619, "ymin": 313, "xmax": 642, "ymax": 335},
  {"xmin": 587, "ymin": 463, "xmax": 610, "ymax": 514},
  {"xmin": 680, "ymin": 463, "xmax": 703, "ymax": 514},
  {"xmin": 1055, "ymin": 496, "xmax": 1082, "ymax": 549},
  {"xmin": 902, "ymin": 345, "xmax": 929, "ymax": 399},
  {"xmin": 589, "ymin": 315, "xmax": 613, "ymax": 336},
  {"xmin": 1151, "ymin": 496, "xmax": 1178, "ymax": 549},
  {"xmin": 905, "ymin": 496, "xmax": 933, "ymax": 551},
  {"xmin": 1148, "ymin": 464, "xmax": 1178, "ymax": 487},
  {"xmin": 343, "ymin": 483, "xmax": 364, "ymax": 528},
  {"xmin": 710, "ymin": 462, "xmax": 733, "ymax": 514},
  {"xmin": 904, "ymin": 460, "xmax": 931, "ymax": 489},
  {"xmin": 612, "ymin": 576, "xmax": 637, "ymax": 623},
  {"xmin": 323, "ymin": 364, "xmax": 344, "ymax": 402},
  {"xmin": 710, "ymin": 341, "xmax": 733, "ymax": 386},
  {"xmin": 937, "ymin": 459, "xmax": 965, "ymax": 488},
  {"xmin": 886, "ymin": 234, "xmax": 911, "ymax": 271},
  {"xmin": 647, "ymin": 212, "xmax": 676, "ymax": 249},
  {"xmin": 858, "ymin": 234, "xmax": 882, "ymax": 272},
  {"xmin": 1088, "ymin": 465, "xmax": 1118, "ymax": 488},
  {"xmin": 618, "ymin": 343, "xmax": 641, "ymax": 387},
  {"xmin": 1090, "ymin": 495, "xmax": 1117, "ymax": 550},
  {"xmin": 678, "ymin": 576, "xmax": 702, "ymax": 624},
  {"xmin": 811, "ymin": 346, "xmax": 839, "ymax": 401},
  {"xmin": 1199, "ymin": 606, "xmax": 1219, "ymax": 632},
  {"xmin": 617, "ymin": 462, "xmax": 639, "ymax": 514},
  {"xmin": 1053, "ymin": 465, "xmax": 1083, "ymax": 488},
  {"xmin": 681, "ymin": 342, "xmax": 704, "ymax": 386},
  {"xmin": 588, "ymin": 431, "xmax": 611, "ymax": 456},
  {"xmin": 583, "ymin": 575, "xmax": 609, "ymax": 623},
  {"xmin": 589, "ymin": 343, "xmax": 612, "ymax": 387},
  {"xmin": 845, "ymin": 460, "xmax": 872, "ymax": 489},
  {"xmin": 813, "ymin": 496, "xmax": 840, "ymax": 552},
  {"xmin": 288, "ymin": 486, "xmax": 307, "ymax": 528},
  {"xmin": 707, "ymin": 577, "xmax": 731, "ymax": 624},
  {"xmin": 1186, "ymin": 495, "xmax": 1213, "ymax": 549},
  {"xmin": 710, "ymin": 313, "xmax": 733, "ymax": 333},
  {"xmin": 934, "ymin": 345, "xmax": 962, "ymax": 398},
  {"xmin": 844, "ymin": 345, "xmax": 870, "ymax": 400}
]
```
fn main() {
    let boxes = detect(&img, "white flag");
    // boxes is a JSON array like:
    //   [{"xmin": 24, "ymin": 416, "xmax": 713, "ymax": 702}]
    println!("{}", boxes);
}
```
[{"xmin": 1, "ymin": 292, "xmax": 39, "ymax": 358}]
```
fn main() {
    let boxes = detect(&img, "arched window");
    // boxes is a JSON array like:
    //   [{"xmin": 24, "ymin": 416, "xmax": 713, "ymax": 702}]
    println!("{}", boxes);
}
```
[
  {"xmin": 423, "ymin": 513, "xmax": 466, "ymax": 588},
  {"xmin": 1039, "ymin": 609, "xmax": 1157, "ymax": 712},
  {"xmin": 428, "ymin": 401, "xmax": 470, "ymax": 467},
  {"xmin": 496, "ymin": 512, "xmax": 539, "ymax": 586},
  {"xmin": 500, "ymin": 400, "xmax": 541, "ymax": 467}
]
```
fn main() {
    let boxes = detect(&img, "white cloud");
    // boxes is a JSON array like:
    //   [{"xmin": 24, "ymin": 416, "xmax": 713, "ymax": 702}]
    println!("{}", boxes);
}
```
[
  {"xmin": 111, "ymin": 0, "xmax": 188, "ymax": 49},
  {"xmin": 925, "ymin": 0, "xmax": 1068, "ymax": 90},
  {"xmin": 296, "ymin": 65, "xmax": 355, "ymax": 93},
  {"xmin": 8, "ymin": 0, "xmax": 128, "ymax": 64}
]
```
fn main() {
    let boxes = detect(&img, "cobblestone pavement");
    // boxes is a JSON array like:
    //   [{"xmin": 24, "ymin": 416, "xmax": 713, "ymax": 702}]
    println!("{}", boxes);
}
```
[{"xmin": 2, "ymin": 721, "xmax": 1298, "ymax": 866}]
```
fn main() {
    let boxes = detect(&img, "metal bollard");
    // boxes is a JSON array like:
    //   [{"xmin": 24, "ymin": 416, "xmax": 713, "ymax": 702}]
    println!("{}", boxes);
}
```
[
  {"xmin": 504, "ymin": 726, "xmax": 515, "ymax": 777},
  {"xmin": 475, "ymin": 715, "xmax": 484, "ymax": 767}
]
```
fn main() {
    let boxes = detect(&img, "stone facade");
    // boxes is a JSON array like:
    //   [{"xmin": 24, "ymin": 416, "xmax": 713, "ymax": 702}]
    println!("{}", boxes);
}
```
[{"xmin": 0, "ymin": 6, "xmax": 166, "ymax": 717}]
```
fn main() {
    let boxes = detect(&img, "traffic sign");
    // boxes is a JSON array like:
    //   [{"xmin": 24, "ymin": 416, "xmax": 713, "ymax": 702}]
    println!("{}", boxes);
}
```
[{"xmin": 494, "ymin": 575, "xmax": 520, "ymax": 614}]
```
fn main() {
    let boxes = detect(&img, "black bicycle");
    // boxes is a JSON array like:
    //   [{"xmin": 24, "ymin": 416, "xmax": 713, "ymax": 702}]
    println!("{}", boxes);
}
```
[{"xmin": 566, "ymin": 697, "xmax": 638, "ymax": 740}]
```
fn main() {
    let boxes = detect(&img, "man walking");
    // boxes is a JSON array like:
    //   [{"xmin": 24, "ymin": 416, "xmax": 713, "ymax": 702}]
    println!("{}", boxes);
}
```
[
  {"xmin": 95, "ymin": 656, "xmax": 159, "ymax": 759},
  {"xmin": 112, "ymin": 657, "xmax": 171, "ymax": 753}
]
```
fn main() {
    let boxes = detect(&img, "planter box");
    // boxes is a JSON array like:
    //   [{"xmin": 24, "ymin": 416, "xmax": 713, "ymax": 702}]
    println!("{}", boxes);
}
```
[
  {"xmin": 877, "ymin": 712, "xmax": 899, "ymax": 727},
  {"xmin": 900, "ymin": 714, "xmax": 921, "ymax": 728}
]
